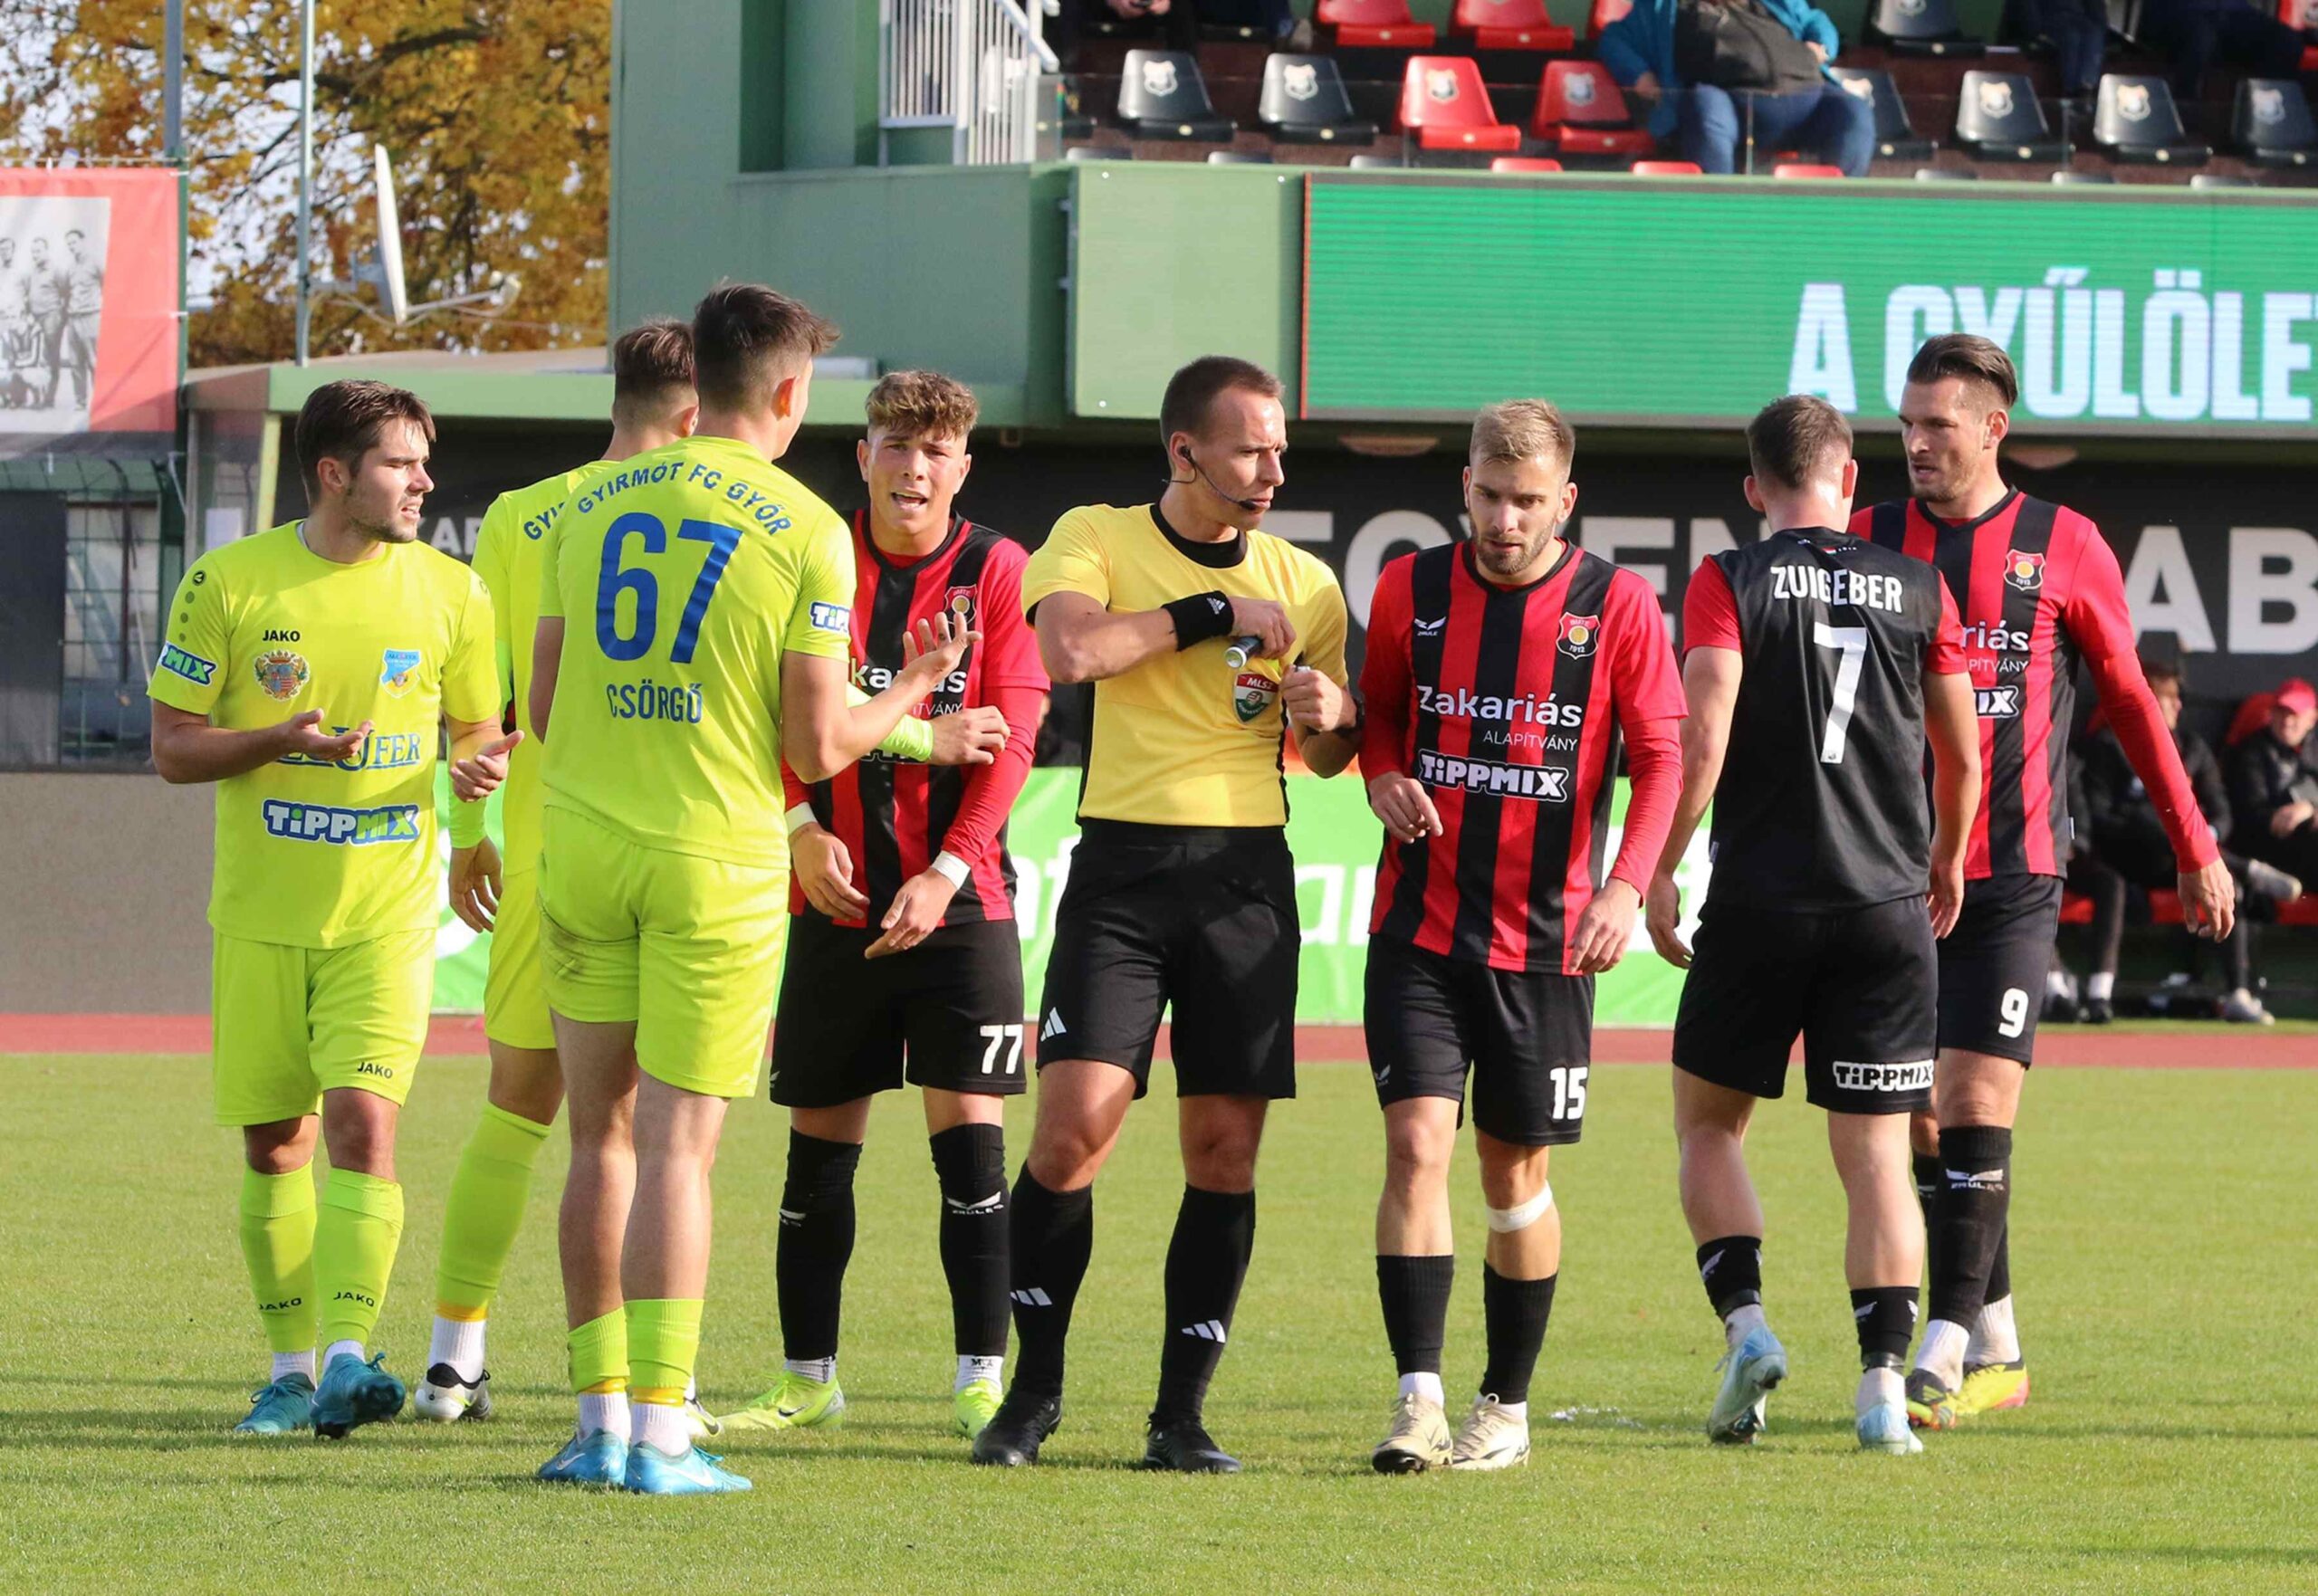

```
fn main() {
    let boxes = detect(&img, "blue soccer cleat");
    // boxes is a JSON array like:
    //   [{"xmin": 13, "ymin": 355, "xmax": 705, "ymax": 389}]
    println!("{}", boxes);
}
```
[
  {"xmin": 311, "ymin": 1351, "xmax": 407, "ymax": 1439},
  {"xmin": 537, "ymin": 1428, "xmax": 631, "ymax": 1486},
  {"xmin": 1707, "ymin": 1323, "xmax": 1788, "ymax": 1445},
  {"xmin": 1858, "ymin": 1400, "xmax": 1924, "ymax": 1454},
  {"xmin": 232, "ymin": 1372, "xmax": 316, "ymax": 1437},
  {"xmin": 624, "ymin": 1441, "xmax": 753, "ymax": 1496}
]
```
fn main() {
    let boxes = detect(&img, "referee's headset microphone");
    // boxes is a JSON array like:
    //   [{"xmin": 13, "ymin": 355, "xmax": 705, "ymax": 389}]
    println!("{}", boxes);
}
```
[{"xmin": 1168, "ymin": 442, "xmax": 1268, "ymax": 514}]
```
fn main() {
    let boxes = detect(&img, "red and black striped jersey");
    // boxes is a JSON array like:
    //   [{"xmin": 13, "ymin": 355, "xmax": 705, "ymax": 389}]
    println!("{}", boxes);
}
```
[
  {"xmin": 1360, "ymin": 540, "xmax": 1685, "ymax": 975},
  {"xmin": 1854, "ymin": 492, "xmax": 2216, "ymax": 880},
  {"xmin": 781, "ymin": 513, "xmax": 1049, "ymax": 927}
]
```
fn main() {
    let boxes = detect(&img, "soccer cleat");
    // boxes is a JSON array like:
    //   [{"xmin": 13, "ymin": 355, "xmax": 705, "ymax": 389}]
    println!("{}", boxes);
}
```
[
  {"xmin": 2245, "ymin": 858, "xmax": 2302, "ymax": 903},
  {"xmin": 1371, "ymin": 1391, "xmax": 1453, "ymax": 1475},
  {"xmin": 231, "ymin": 1372, "xmax": 315, "ymax": 1437},
  {"xmin": 411, "ymin": 1363, "xmax": 493, "ymax": 1423},
  {"xmin": 536, "ymin": 1427, "xmax": 629, "ymax": 1486},
  {"xmin": 2221, "ymin": 989, "xmax": 2275, "ymax": 1026},
  {"xmin": 1706, "ymin": 1324, "xmax": 1786, "ymax": 1444},
  {"xmin": 1904, "ymin": 1367, "xmax": 1959, "ymax": 1430},
  {"xmin": 685, "ymin": 1396, "xmax": 723, "ymax": 1441},
  {"xmin": 1955, "ymin": 1361, "xmax": 2030, "ymax": 1418},
  {"xmin": 623, "ymin": 1441, "xmax": 752, "ymax": 1496},
  {"xmin": 1142, "ymin": 1414, "xmax": 1241, "ymax": 1474},
  {"xmin": 953, "ymin": 1378, "xmax": 1003, "ymax": 1439},
  {"xmin": 2080, "ymin": 997, "xmax": 2114, "ymax": 1026},
  {"xmin": 311, "ymin": 1351, "xmax": 406, "ymax": 1439},
  {"xmin": 717, "ymin": 1371, "xmax": 847, "ymax": 1433},
  {"xmin": 1448, "ymin": 1394, "xmax": 1530, "ymax": 1471},
  {"xmin": 971, "ymin": 1390, "xmax": 1063, "ymax": 1467},
  {"xmin": 1857, "ymin": 1401, "xmax": 1923, "ymax": 1455}
]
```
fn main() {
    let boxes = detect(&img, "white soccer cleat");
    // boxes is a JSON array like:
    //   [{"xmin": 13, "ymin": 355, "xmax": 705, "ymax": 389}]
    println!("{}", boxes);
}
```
[
  {"xmin": 1447, "ymin": 1394, "xmax": 1530, "ymax": 1471},
  {"xmin": 1371, "ymin": 1391, "xmax": 1453, "ymax": 1474},
  {"xmin": 1707, "ymin": 1323, "xmax": 1786, "ymax": 1444},
  {"xmin": 411, "ymin": 1363, "xmax": 492, "ymax": 1423}
]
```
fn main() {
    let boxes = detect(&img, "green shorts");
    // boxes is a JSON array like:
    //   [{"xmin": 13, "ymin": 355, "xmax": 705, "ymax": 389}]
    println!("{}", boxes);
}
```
[
  {"xmin": 210, "ymin": 927, "xmax": 436, "ymax": 1125},
  {"xmin": 484, "ymin": 865, "xmax": 557, "ymax": 1051}
]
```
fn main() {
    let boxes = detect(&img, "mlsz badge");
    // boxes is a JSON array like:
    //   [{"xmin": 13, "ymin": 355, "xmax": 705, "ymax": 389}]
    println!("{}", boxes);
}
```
[{"xmin": 1233, "ymin": 669, "xmax": 1279, "ymax": 724}]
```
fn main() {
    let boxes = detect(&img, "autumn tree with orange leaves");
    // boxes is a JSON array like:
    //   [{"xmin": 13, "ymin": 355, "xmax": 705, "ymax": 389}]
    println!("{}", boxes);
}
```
[{"xmin": 0, "ymin": 1, "xmax": 608, "ymax": 366}]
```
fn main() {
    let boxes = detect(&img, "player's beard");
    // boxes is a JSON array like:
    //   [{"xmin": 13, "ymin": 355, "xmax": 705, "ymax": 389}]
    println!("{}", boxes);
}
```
[
  {"xmin": 350, "ymin": 497, "xmax": 423, "ymax": 545},
  {"xmin": 1474, "ymin": 516, "xmax": 1564, "ymax": 582}
]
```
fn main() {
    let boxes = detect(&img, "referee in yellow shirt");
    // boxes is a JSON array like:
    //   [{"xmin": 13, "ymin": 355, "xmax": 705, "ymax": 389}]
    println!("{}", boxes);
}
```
[{"xmin": 972, "ymin": 356, "xmax": 1361, "ymax": 1473}]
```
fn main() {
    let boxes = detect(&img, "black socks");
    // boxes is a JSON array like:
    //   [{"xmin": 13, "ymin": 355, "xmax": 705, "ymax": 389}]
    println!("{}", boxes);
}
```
[
  {"xmin": 1376, "ymin": 1254, "xmax": 1455, "ymax": 1376},
  {"xmin": 1153, "ymin": 1186, "xmax": 1257, "ymax": 1425},
  {"xmin": 1479, "ymin": 1266, "xmax": 1557, "ymax": 1406},
  {"xmin": 1007, "ymin": 1165, "xmax": 1094, "ymax": 1398},
  {"xmin": 1929, "ymin": 1125, "xmax": 2012, "ymax": 1327},
  {"xmin": 776, "ymin": 1131, "xmax": 862, "ymax": 1362},
  {"xmin": 930, "ymin": 1123, "xmax": 1010, "ymax": 1359}
]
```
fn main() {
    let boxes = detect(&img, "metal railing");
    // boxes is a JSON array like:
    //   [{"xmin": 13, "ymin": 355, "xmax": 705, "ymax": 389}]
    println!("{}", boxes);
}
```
[{"xmin": 879, "ymin": 0, "xmax": 1060, "ymax": 167}]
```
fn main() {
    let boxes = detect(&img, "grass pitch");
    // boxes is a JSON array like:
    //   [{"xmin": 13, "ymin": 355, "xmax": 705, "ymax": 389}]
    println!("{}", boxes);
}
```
[{"xmin": 2, "ymin": 1051, "xmax": 2312, "ymax": 1594}]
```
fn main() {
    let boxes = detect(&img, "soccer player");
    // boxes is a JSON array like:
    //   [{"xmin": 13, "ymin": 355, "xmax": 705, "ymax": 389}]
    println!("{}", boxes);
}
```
[
  {"xmin": 1854, "ymin": 336, "xmax": 2235, "ymax": 1429},
  {"xmin": 26, "ymin": 235, "xmax": 62, "ymax": 408},
  {"xmin": 61, "ymin": 227, "xmax": 100, "ymax": 409},
  {"xmin": 528, "ymin": 283, "xmax": 974, "ymax": 1495},
  {"xmin": 1646, "ymin": 395, "xmax": 1980, "ymax": 1456},
  {"xmin": 723, "ymin": 371, "xmax": 1047, "ymax": 1444},
  {"xmin": 972, "ymin": 355, "xmax": 1361, "ymax": 1474},
  {"xmin": 1358, "ymin": 400, "xmax": 1682, "ymax": 1474},
  {"xmin": 0, "ymin": 237, "xmax": 29, "ymax": 409},
  {"xmin": 148, "ymin": 379, "xmax": 512, "ymax": 1439}
]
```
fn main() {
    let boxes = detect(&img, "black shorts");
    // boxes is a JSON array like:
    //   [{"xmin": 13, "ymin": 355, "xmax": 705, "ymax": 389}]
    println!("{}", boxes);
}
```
[
  {"xmin": 769, "ymin": 913, "xmax": 1028, "ymax": 1107},
  {"xmin": 1035, "ymin": 821, "xmax": 1298, "ymax": 1100},
  {"xmin": 1937, "ymin": 873, "xmax": 2064, "ymax": 1066},
  {"xmin": 1672, "ymin": 895, "xmax": 1937, "ymax": 1114},
  {"xmin": 1364, "ymin": 935, "xmax": 1594, "ymax": 1146}
]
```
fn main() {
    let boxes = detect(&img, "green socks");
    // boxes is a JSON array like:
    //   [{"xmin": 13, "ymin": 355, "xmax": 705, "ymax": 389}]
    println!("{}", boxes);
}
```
[
  {"xmin": 315, "ymin": 1168, "xmax": 405, "ymax": 1352},
  {"xmin": 238, "ymin": 1168, "xmax": 317, "ymax": 1355},
  {"xmin": 627, "ymin": 1298, "xmax": 704, "ymax": 1407},
  {"xmin": 434, "ymin": 1104, "xmax": 551, "ymax": 1320},
  {"xmin": 569, "ymin": 1308, "xmax": 630, "ymax": 1395}
]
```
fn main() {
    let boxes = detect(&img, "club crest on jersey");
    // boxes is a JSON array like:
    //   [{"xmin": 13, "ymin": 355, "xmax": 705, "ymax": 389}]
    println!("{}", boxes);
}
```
[
  {"xmin": 379, "ymin": 648, "xmax": 424, "ymax": 698},
  {"xmin": 943, "ymin": 585, "xmax": 977, "ymax": 627},
  {"xmin": 2004, "ymin": 550, "xmax": 2045, "ymax": 592},
  {"xmin": 254, "ymin": 649, "xmax": 309, "ymax": 702},
  {"xmin": 1233, "ymin": 669, "xmax": 1279, "ymax": 724},
  {"xmin": 1558, "ymin": 612, "xmax": 1600, "ymax": 658}
]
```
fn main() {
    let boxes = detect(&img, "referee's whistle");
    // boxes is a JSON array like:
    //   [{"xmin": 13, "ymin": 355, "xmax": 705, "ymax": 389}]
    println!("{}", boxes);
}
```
[{"xmin": 1223, "ymin": 635, "xmax": 1263, "ymax": 669}]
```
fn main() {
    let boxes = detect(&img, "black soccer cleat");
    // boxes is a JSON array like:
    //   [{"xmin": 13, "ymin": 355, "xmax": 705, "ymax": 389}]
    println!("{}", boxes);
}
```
[
  {"xmin": 1142, "ymin": 1414, "xmax": 1241, "ymax": 1474},
  {"xmin": 971, "ymin": 1390, "xmax": 1062, "ymax": 1467},
  {"xmin": 2082, "ymin": 997, "xmax": 2114, "ymax": 1026}
]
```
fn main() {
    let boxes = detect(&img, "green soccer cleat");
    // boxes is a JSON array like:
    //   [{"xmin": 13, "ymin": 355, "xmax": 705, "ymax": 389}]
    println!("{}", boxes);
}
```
[
  {"xmin": 1707, "ymin": 1323, "xmax": 1787, "ymax": 1445},
  {"xmin": 311, "ymin": 1351, "xmax": 407, "ymax": 1439},
  {"xmin": 717, "ymin": 1371, "xmax": 846, "ymax": 1433},
  {"xmin": 685, "ymin": 1396, "xmax": 723, "ymax": 1442},
  {"xmin": 953, "ymin": 1379, "xmax": 1003, "ymax": 1439},
  {"xmin": 537, "ymin": 1428, "xmax": 630, "ymax": 1486},
  {"xmin": 232, "ymin": 1372, "xmax": 315, "ymax": 1437},
  {"xmin": 624, "ymin": 1441, "xmax": 752, "ymax": 1496}
]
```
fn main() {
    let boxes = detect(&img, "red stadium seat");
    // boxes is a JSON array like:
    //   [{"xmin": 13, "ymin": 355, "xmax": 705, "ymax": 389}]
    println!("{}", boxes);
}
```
[
  {"xmin": 2279, "ymin": 0, "xmax": 2318, "ymax": 69},
  {"xmin": 2059, "ymin": 891, "xmax": 2093, "ymax": 925},
  {"xmin": 1490, "ymin": 155, "xmax": 1566, "ymax": 170},
  {"xmin": 1587, "ymin": 0, "xmax": 1635, "ymax": 38},
  {"xmin": 2148, "ymin": 889, "xmax": 2186, "ymax": 925},
  {"xmin": 1630, "ymin": 158, "xmax": 1705, "ymax": 173},
  {"xmin": 1532, "ymin": 61, "xmax": 1656, "ymax": 155},
  {"xmin": 1397, "ymin": 56, "xmax": 1523, "ymax": 149},
  {"xmin": 1453, "ymin": 0, "xmax": 1578, "ymax": 52},
  {"xmin": 1773, "ymin": 162, "xmax": 1846, "ymax": 177},
  {"xmin": 2277, "ymin": 894, "xmax": 2318, "ymax": 925},
  {"xmin": 1319, "ymin": 0, "xmax": 1440, "ymax": 47}
]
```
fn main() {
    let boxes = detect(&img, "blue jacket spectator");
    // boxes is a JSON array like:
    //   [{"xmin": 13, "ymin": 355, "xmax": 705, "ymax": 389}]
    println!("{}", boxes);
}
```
[
  {"xmin": 1599, "ymin": 0, "xmax": 1872, "ymax": 174},
  {"xmin": 1598, "ymin": 0, "xmax": 1842, "ymax": 139}
]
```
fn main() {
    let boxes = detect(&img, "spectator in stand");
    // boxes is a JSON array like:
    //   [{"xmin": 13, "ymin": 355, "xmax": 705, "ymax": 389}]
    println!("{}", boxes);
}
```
[
  {"xmin": 2134, "ymin": 0, "xmax": 2306, "ymax": 100},
  {"xmin": 2004, "ymin": 0, "xmax": 2108, "ymax": 107},
  {"xmin": 1054, "ymin": 0, "xmax": 1306, "ymax": 53},
  {"xmin": 1598, "ymin": 0, "xmax": 1875, "ymax": 177},
  {"xmin": 2074, "ymin": 658, "xmax": 2296, "ymax": 1027},
  {"xmin": 2227, "ymin": 675, "xmax": 2318, "ymax": 883}
]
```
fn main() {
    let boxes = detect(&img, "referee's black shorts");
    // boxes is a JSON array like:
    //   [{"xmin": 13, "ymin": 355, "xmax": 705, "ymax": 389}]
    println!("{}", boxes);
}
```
[{"xmin": 1034, "ymin": 820, "xmax": 1298, "ymax": 1100}]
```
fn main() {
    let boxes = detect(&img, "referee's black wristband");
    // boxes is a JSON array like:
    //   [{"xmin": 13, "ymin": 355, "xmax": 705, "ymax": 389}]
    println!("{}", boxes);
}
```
[{"xmin": 1163, "ymin": 591, "xmax": 1235, "ymax": 650}]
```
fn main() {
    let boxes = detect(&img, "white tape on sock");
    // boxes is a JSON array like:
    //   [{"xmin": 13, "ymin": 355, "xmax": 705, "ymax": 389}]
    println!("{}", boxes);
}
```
[{"xmin": 1484, "ymin": 1183, "xmax": 1554, "ymax": 1234}]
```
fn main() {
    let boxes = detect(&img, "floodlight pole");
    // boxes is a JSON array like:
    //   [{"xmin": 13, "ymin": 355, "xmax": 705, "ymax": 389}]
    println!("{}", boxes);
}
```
[{"xmin": 294, "ymin": 0, "xmax": 314, "ymax": 366}]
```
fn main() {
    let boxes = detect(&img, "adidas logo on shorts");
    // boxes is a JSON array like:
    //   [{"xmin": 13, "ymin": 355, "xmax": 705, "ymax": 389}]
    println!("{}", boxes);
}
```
[{"xmin": 1039, "ymin": 1008, "xmax": 1067, "ymax": 1042}]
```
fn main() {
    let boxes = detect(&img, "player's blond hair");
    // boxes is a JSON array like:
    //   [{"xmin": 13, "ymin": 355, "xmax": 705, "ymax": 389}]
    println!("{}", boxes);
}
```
[
  {"xmin": 866, "ymin": 369, "xmax": 979, "ymax": 444},
  {"xmin": 1469, "ymin": 399, "xmax": 1574, "ymax": 472}
]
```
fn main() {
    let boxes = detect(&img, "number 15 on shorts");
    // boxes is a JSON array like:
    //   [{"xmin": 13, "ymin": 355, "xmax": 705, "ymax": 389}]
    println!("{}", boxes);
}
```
[
  {"xmin": 1551, "ymin": 1065, "xmax": 1587, "ymax": 1121},
  {"xmin": 979, "ymin": 1023, "xmax": 1025, "ymax": 1075}
]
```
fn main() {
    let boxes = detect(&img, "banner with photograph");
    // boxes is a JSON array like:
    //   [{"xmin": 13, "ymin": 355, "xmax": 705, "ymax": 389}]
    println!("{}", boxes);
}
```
[{"xmin": 0, "ymin": 167, "xmax": 179, "ymax": 458}]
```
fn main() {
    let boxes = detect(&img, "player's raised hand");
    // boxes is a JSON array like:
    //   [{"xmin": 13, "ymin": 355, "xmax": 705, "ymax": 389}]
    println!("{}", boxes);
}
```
[
  {"xmin": 2177, "ymin": 856, "xmax": 2237, "ymax": 942},
  {"xmin": 1644, "ymin": 872, "xmax": 1691, "ymax": 967},
  {"xmin": 793, "ymin": 823, "xmax": 870, "ymax": 920},
  {"xmin": 866, "ymin": 865, "xmax": 957, "ymax": 958},
  {"xmin": 447, "ymin": 838, "xmax": 503, "ymax": 933},
  {"xmin": 1282, "ymin": 666, "xmax": 1351, "ymax": 734},
  {"xmin": 930, "ymin": 705, "xmax": 1008, "ymax": 766},
  {"xmin": 1367, "ymin": 772, "xmax": 1442, "ymax": 845},
  {"xmin": 1227, "ymin": 595, "xmax": 1296, "ymax": 660},
  {"xmin": 899, "ymin": 611, "xmax": 982, "ymax": 688},
  {"xmin": 280, "ymin": 711, "xmax": 371, "ymax": 765},
  {"xmin": 1570, "ymin": 877, "xmax": 1642, "ymax": 975},
  {"xmin": 1928, "ymin": 855, "xmax": 1966, "ymax": 939},
  {"xmin": 452, "ymin": 731, "xmax": 523, "ymax": 802}
]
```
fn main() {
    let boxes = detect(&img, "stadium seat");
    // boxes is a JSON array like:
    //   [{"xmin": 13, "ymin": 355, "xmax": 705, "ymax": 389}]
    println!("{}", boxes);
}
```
[
  {"xmin": 1397, "ymin": 56, "xmax": 1522, "ymax": 150},
  {"xmin": 2280, "ymin": 0, "xmax": 2318, "ymax": 72},
  {"xmin": 1631, "ymin": 158, "xmax": 1704, "ymax": 173},
  {"xmin": 1207, "ymin": 150, "xmax": 1275, "ymax": 164},
  {"xmin": 2093, "ymin": 74, "xmax": 2209, "ymax": 166},
  {"xmin": 2059, "ymin": 891, "xmax": 2094, "ymax": 924},
  {"xmin": 2277, "ymin": 894, "xmax": 2318, "ymax": 926},
  {"xmin": 1914, "ymin": 165, "xmax": 1980, "ymax": 178},
  {"xmin": 1349, "ymin": 152, "xmax": 1409, "ymax": 167},
  {"xmin": 1954, "ymin": 71, "xmax": 2068, "ymax": 161},
  {"xmin": 2051, "ymin": 168, "xmax": 2117, "ymax": 182},
  {"xmin": 1826, "ymin": 68, "xmax": 1936, "ymax": 161},
  {"xmin": 1319, "ymin": 0, "xmax": 1440, "ymax": 47},
  {"xmin": 1867, "ymin": 0, "xmax": 1985, "ymax": 53},
  {"xmin": 1117, "ymin": 50, "xmax": 1236, "ymax": 141},
  {"xmin": 1773, "ymin": 162, "xmax": 1845, "ymax": 177},
  {"xmin": 1260, "ymin": 54, "xmax": 1380, "ymax": 146},
  {"xmin": 1531, "ymin": 61, "xmax": 1656, "ymax": 156},
  {"xmin": 1065, "ymin": 145, "xmax": 1135, "ymax": 160},
  {"xmin": 1452, "ymin": 0, "xmax": 1578, "ymax": 52},
  {"xmin": 1587, "ymin": 0, "xmax": 1634, "ymax": 38},
  {"xmin": 1490, "ymin": 155, "xmax": 1566, "ymax": 170},
  {"xmin": 2189, "ymin": 171, "xmax": 2253, "ymax": 186},
  {"xmin": 2234, "ymin": 79, "xmax": 2316, "ymax": 168}
]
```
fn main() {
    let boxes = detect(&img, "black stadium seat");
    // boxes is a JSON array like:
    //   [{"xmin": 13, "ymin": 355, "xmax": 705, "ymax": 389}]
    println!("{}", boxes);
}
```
[
  {"xmin": 2093, "ymin": 74, "xmax": 2209, "ymax": 166},
  {"xmin": 1207, "ymin": 149, "xmax": 1276, "ymax": 164},
  {"xmin": 2051, "ymin": 169, "xmax": 2117, "ymax": 182},
  {"xmin": 1827, "ymin": 67, "xmax": 1935, "ymax": 161},
  {"xmin": 2189, "ymin": 172, "xmax": 2254, "ymax": 187},
  {"xmin": 1954, "ymin": 71, "xmax": 2068, "ymax": 160},
  {"xmin": 2234, "ymin": 78, "xmax": 2316, "ymax": 168},
  {"xmin": 1117, "ymin": 50, "xmax": 1236, "ymax": 141},
  {"xmin": 1260, "ymin": 54, "xmax": 1379, "ymax": 146},
  {"xmin": 1867, "ymin": 0, "xmax": 1985, "ymax": 55},
  {"xmin": 1065, "ymin": 145, "xmax": 1135, "ymax": 161}
]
